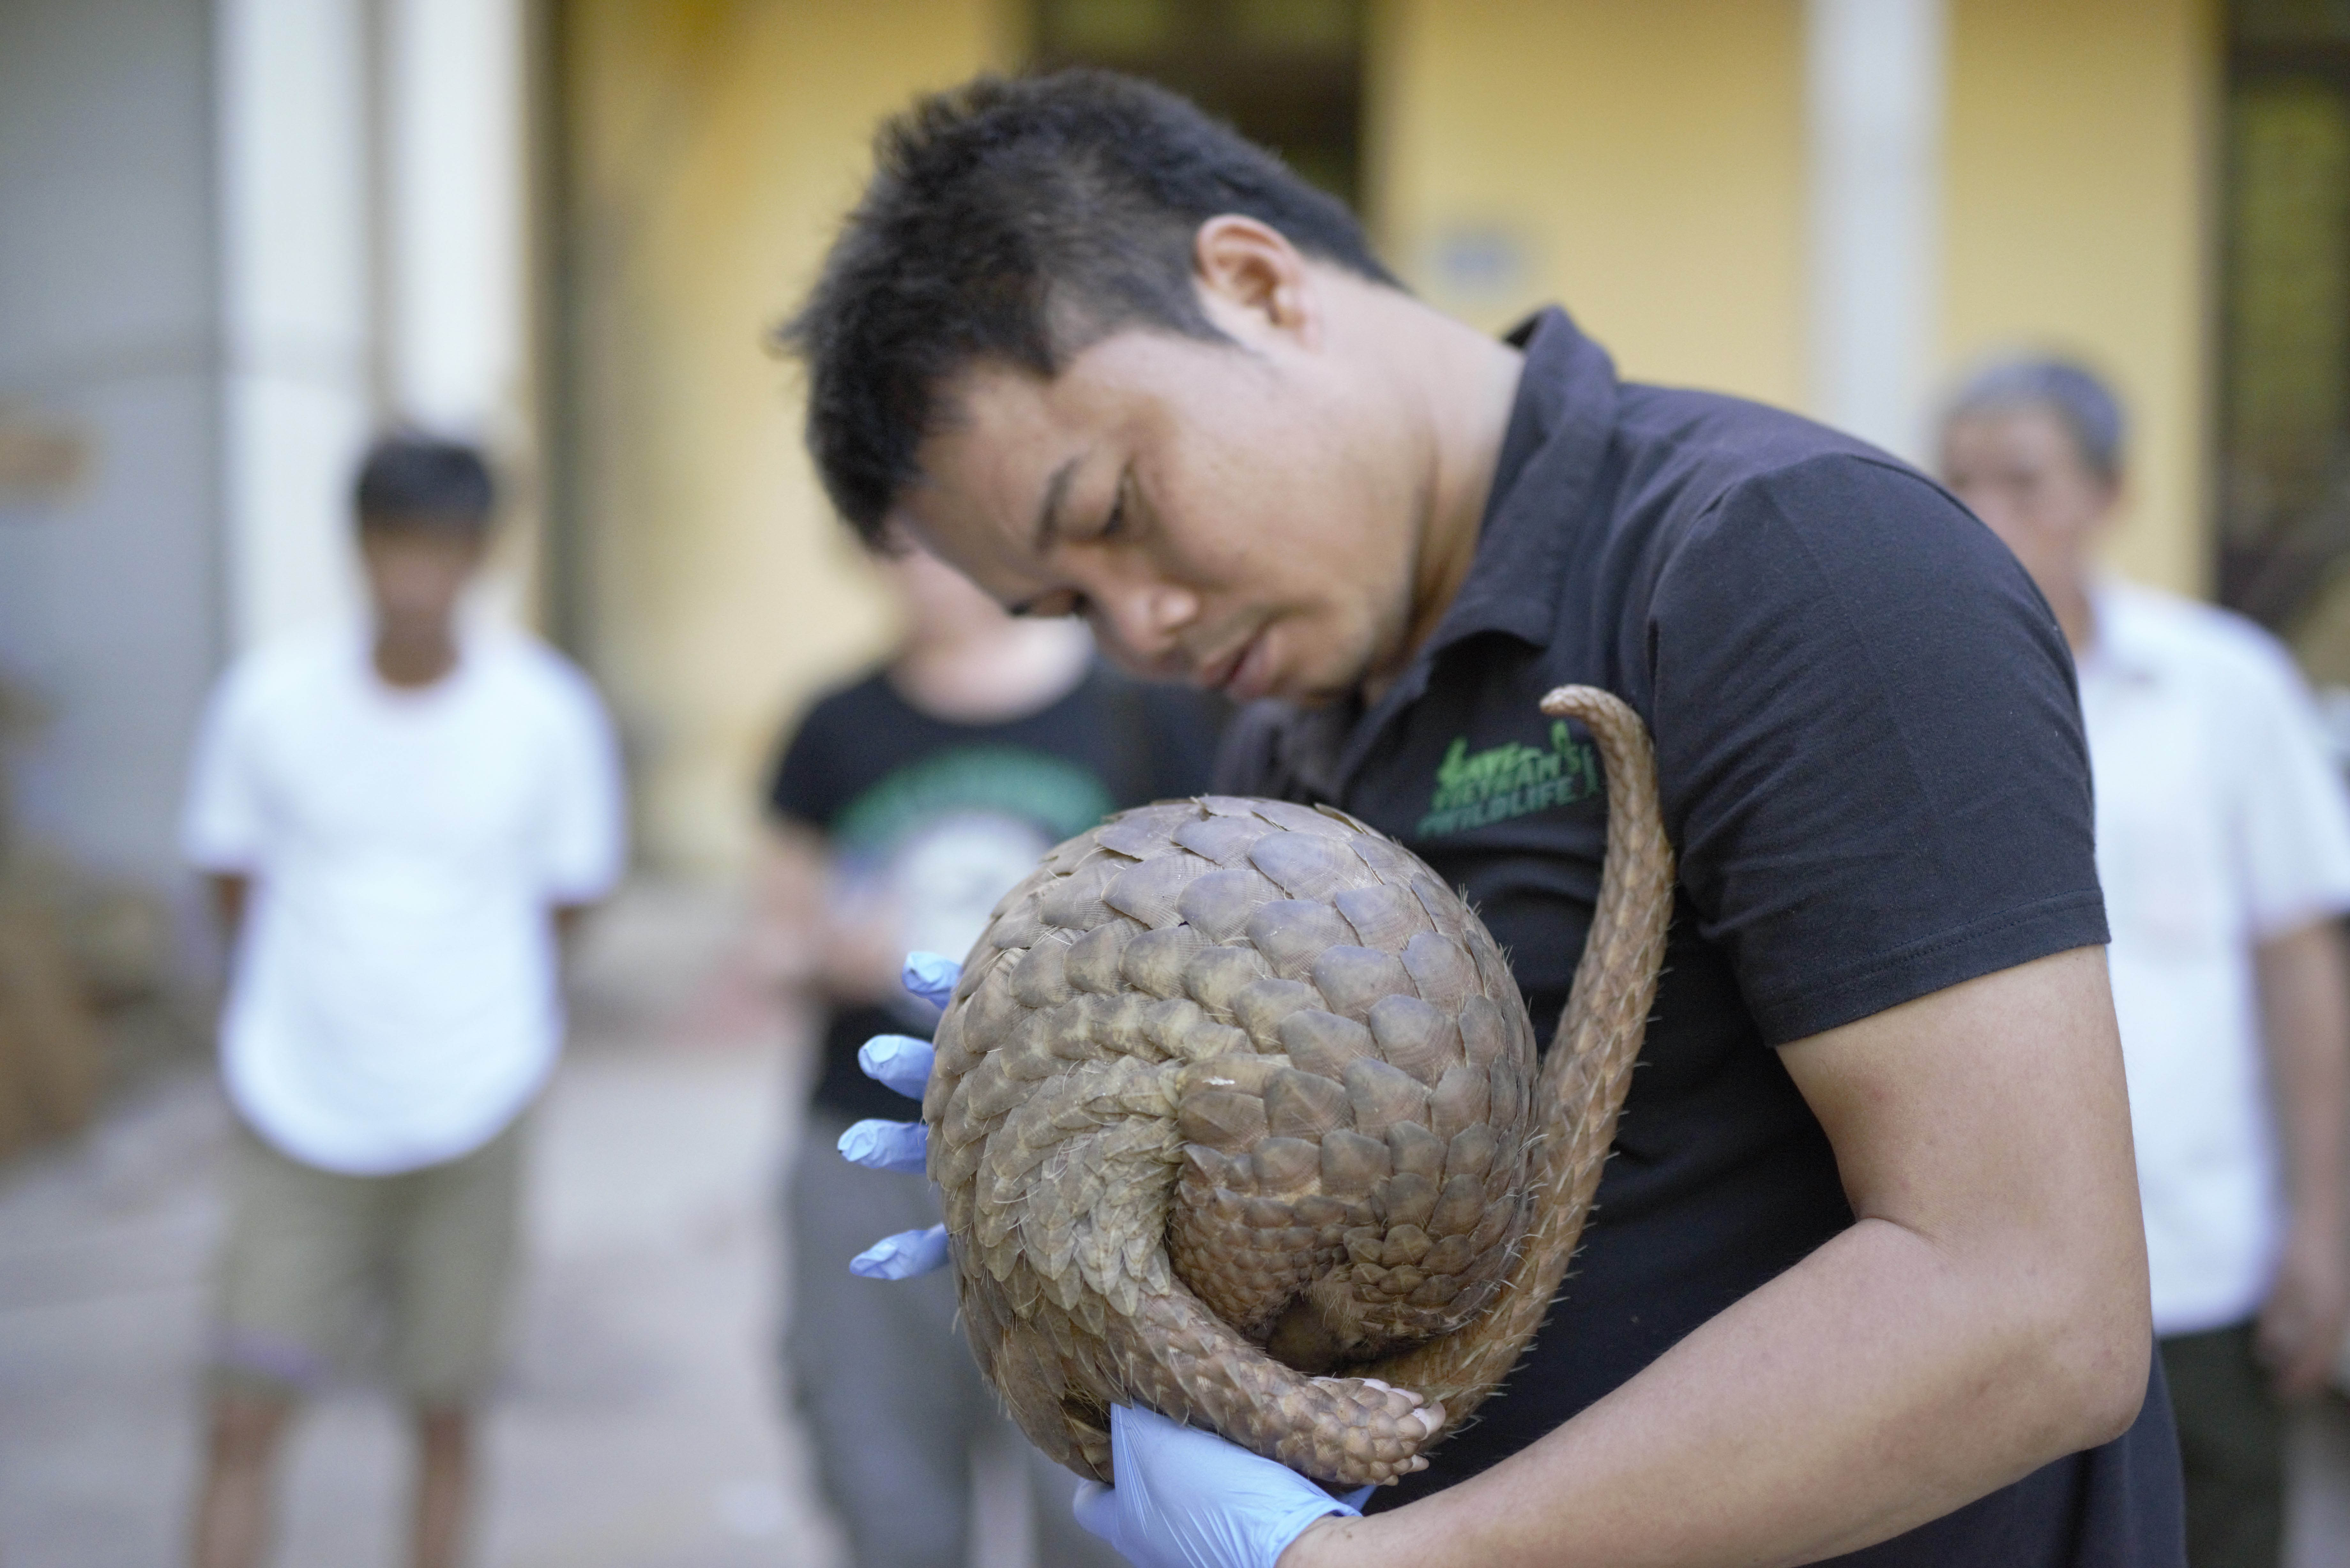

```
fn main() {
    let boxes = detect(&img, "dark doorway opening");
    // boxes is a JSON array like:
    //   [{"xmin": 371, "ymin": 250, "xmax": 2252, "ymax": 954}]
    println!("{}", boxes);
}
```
[
  {"xmin": 1029, "ymin": 0, "xmax": 1367, "ymax": 208},
  {"xmin": 2222, "ymin": 2, "xmax": 2350, "ymax": 633}
]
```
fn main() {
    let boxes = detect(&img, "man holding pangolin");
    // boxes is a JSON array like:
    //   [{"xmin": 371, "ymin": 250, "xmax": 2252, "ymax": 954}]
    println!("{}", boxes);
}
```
[{"xmin": 798, "ymin": 70, "xmax": 2182, "ymax": 1568}]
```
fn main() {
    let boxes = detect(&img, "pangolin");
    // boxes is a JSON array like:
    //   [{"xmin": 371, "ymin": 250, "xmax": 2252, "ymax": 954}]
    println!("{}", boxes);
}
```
[{"xmin": 921, "ymin": 686, "xmax": 1675, "ymax": 1486}]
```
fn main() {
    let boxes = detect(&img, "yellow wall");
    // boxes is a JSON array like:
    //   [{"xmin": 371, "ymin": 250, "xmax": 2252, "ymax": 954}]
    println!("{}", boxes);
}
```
[
  {"xmin": 1377, "ymin": 0, "xmax": 2215, "ymax": 603},
  {"xmin": 1371, "ymin": 0, "xmax": 1806, "ymax": 407},
  {"xmin": 561, "ymin": 0, "xmax": 1011, "ymax": 875},
  {"xmin": 558, "ymin": 0, "xmax": 2224, "ymax": 875},
  {"xmin": 1943, "ymin": 0, "xmax": 2216, "ymax": 596}
]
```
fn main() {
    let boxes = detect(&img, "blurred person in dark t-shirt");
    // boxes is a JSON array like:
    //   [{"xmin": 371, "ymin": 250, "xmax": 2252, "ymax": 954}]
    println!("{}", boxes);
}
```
[{"xmin": 751, "ymin": 542, "xmax": 1217, "ymax": 1568}]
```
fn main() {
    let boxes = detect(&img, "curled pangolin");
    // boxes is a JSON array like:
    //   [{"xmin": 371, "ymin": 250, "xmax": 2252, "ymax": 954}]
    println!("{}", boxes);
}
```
[{"xmin": 923, "ymin": 687, "xmax": 1675, "ymax": 1486}]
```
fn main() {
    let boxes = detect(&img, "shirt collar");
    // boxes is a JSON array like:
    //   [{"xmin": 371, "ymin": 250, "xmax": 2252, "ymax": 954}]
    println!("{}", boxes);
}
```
[
  {"xmin": 1427, "ymin": 305, "xmax": 1621, "ymax": 654},
  {"xmin": 1261, "ymin": 307, "xmax": 1623, "ymax": 796},
  {"xmin": 2079, "ymin": 578, "xmax": 2165, "ymax": 686}
]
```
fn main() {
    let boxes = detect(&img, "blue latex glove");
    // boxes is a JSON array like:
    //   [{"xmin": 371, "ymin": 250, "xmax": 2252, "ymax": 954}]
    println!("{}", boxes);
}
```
[
  {"xmin": 1072, "ymin": 1405, "xmax": 1368, "ymax": 1568},
  {"xmin": 843, "ymin": 953, "xmax": 960, "ymax": 1280}
]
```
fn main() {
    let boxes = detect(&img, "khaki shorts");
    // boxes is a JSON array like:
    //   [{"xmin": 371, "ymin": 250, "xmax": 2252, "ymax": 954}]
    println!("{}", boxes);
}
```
[{"xmin": 211, "ymin": 1117, "xmax": 524, "ymax": 1408}]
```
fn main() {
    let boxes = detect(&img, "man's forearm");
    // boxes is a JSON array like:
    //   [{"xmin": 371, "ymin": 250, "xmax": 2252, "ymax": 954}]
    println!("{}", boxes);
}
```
[
  {"xmin": 2252, "ymin": 919, "xmax": 2350, "ymax": 1394},
  {"xmin": 1292, "ymin": 949, "xmax": 2149, "ymax": 1568},
  {"xmin": 1289, "ymin": 1215, "xmax": 2145, "ymax": 1568},
  {"xmin": 208, "ymin": 874, "xmax": 248, "ymax": 946},
  {"xmin": 2258, "ymin": 921, "xmax": 2350, "ymax": 1242},
  {"xmin": 747, "ymin": 823, "xmax": 834, "ymax": 995}
]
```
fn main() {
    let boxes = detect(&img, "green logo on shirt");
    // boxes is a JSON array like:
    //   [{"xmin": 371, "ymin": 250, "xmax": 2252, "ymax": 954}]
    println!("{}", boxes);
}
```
[
  {"xmin": 832, "ymin": 745, "xmax": 1116, "ymax": 854},
  {"xmin": 1416, "ymin": 720, "xmax": 1599, "ymax": 838}
]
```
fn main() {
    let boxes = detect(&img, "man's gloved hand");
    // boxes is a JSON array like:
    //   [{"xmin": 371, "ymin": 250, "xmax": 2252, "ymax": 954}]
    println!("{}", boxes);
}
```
[
  {"xmin": 839, "ymin": 952, "xmax": 959, "ymax": 1279},
  {"xmin": 1072, "ymin": 1405, "xmax": 1368, "ymax": 1568}
]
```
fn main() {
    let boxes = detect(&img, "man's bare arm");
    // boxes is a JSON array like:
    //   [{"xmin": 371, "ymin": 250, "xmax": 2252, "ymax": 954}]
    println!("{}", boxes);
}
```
[
  {"xmin": 749, "ymin": 819, "xmax": 908, "ymax": 1007},
  {"xmin": 1287, "ymin": 946, "xmax": 2150, "ymax": 1568},
  {"xmin": 208, "ymin": 874, "xmax": 248, "ymax": 944},
  {"xmin": 746, "ymin": 820, "xmax": 838, "ymax": 999},
  {"xmin": 2254, "ymin": 918, "xmax": 2350, "ymax": 1396}
]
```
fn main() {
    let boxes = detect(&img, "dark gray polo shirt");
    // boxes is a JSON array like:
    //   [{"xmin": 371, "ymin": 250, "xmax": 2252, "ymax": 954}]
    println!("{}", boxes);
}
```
[{"xmin": 1216, "ymin": 309, "xmax": 2182, "ymax": 1565}]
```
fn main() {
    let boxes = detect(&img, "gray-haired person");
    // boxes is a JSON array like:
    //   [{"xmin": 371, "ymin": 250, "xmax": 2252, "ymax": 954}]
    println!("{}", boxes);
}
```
[{"xmin": 1942, "ymin": 359, "xmax": 2350, "ymax": 1568}]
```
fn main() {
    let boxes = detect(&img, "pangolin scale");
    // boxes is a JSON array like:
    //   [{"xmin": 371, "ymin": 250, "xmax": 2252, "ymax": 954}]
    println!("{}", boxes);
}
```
[{"xmin": 923, "ymin": 686, "xmax": 1675, "ymax": 1486}]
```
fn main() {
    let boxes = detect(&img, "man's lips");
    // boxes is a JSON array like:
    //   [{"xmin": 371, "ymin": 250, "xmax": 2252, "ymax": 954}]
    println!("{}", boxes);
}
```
[
  {"xmin": 1196, "ymin": 628, "xmax": 1274, "ymax": 702},
  {"xmin": 1196, "ymin": 638, "xmax": 1248, "ymax": 691}
]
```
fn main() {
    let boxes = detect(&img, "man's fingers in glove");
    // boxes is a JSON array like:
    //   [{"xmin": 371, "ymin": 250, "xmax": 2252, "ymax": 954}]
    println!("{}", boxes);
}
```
[
  {"xmin": 1072, "ymin": 1404, "xmax": 1360, "ymax": 1568},
  {"xmin": 834, "ymin": 952, "xmax": 960, "ymax": 1285},
  {"xmin": 856, "ymin": 1034, "xmax": 935, "ymax": 1099},
  {"xmin": 1072, "ymin": 1480, "xmax": 1117, "ymax": 1541},
  {"xmin": 838, "ymin": 1117, "xmax": 929, "ymax": 1173},
  {"xmin": 848, "ymin": 1224, "xmax": 949, "ymax": 1279},
  {"xmin": 902, "ymin": 951, "xmax": 961, "ymax": 1010}
]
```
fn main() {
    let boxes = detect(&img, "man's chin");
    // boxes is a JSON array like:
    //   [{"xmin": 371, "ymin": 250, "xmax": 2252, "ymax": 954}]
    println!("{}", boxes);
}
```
[
  {"xmin": 1262, "ymin": 639, "xmax": 1378, "ymax": 709},
  {"xmin": 1168, "ymin": 627, "xmax": 1368, "ymax": 708},
  {"xmin": 1271, "ymin": 660, "xmax": 1371, "ymax": 710},
  {"xmin": 1279, "ymin": 682, "xmax": 1353, "ymax": 711}
]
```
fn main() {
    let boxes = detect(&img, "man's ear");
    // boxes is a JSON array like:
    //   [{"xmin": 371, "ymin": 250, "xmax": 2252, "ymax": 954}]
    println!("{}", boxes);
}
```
[
  {"xmin": 1192, "ymin": 215, "xmax": 1320, "ymax": 348},
  {"xmin": 872, "ymin": 514, "xmax": 920, "ymax": 560},
  {"xmin": 2098, "ymin": 475, "xmax": 2130, "ymax": 525}
]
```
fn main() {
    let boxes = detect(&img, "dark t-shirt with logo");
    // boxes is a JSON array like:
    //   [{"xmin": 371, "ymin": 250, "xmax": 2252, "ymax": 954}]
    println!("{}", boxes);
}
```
[
  {"xmin": 1215, "ymin": 310, "xmax": 2183, "ymax": 1565},
  {"xmin": 769, "ymin": 664, "xmax": 1219, "ymax": 1122}
]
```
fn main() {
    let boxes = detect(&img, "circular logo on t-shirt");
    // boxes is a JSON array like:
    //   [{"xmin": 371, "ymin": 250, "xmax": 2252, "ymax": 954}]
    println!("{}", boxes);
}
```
[
  {"xmin": 887, "ymin": 810, "xmax": 1055, "ymax": 973},
  {"xmin": 829, "ymin": 743, "xmax": 1118, "ymax": 1025}
]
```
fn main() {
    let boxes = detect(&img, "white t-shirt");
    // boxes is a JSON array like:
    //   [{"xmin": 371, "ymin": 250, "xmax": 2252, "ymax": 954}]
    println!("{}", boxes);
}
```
[
  {"xmin": 2081, "ymin": 580, "xmax": 2350, "ymax": 1334},
  {"xmin": 182, "ymin": 626, "xmax": 625, "ymax": 1175}
]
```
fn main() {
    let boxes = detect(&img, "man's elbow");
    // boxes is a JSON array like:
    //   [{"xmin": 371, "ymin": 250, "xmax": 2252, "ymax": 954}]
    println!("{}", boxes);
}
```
[
  {"xmin": 2033, "ymin": 1269, "xmax": 2150, "ymax": 1452},
  {"xmin": 2059, "ymin": 1320, "xmax": 2148, "ymax": 1449}
]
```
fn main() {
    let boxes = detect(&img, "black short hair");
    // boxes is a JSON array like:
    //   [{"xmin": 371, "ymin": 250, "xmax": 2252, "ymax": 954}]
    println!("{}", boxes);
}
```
[
  {"xmin": 1941, "ymin": 356, "xmax": 2127, "ymax": 485},
  {"xmin": 354, "ymin": 433, "xmax": 496, "ymax": 529},
  {"xmin": 780, "ymin": 69, "xmax": 1403, "ymax": 546}
]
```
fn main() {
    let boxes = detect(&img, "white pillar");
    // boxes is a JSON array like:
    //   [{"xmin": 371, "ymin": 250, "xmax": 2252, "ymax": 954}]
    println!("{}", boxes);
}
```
[
  {"xmin": 383, "ymin": 0, "xmax": 533, "ymax": 624},
  {"xmin": 1804, "ymin": 0, "xmax": 1947, "ymax": 464},
  {"xmin": 215, "ymin": 0, "xmax": 374, "ymax": 649},
  {"xmin": 383, "ymin": 0, "xmax": 527, "ymax": 436}
]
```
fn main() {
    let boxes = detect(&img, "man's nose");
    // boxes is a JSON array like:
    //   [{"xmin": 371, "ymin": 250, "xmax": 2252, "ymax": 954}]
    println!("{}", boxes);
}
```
[{"xmin": 1097, "ymin": 583, "xmax": 1201, "ymax": 672}]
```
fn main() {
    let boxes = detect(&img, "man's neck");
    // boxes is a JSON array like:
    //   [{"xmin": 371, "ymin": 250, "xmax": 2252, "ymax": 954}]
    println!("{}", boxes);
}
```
[
  {"xmin": 374, "ymin": 627, "xmax": 459, "ymax": 688},
  {"xmin": 891, "ymin": 617, "xmax": 1093, "ymax": 725},
  {"xmin": 1360, "ymin": 298, "xmax": 1527, "ymax": 703},
  {"xmin": 2044, "ymin": 571, "xmax": 2097, "ymax": 657}
]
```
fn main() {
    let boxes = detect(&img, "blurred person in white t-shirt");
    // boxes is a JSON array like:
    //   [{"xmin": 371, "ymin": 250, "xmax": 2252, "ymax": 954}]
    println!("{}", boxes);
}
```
[
  {"xmin": 180, "ymin": 436, "xmax": 625, "ymax": 1568},
  {"xmin": 1942, "ymin": 360, "xmax": 2350, "ymax": 1568}
]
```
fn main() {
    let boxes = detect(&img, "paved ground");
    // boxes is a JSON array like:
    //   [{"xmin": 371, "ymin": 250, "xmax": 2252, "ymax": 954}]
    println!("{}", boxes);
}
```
[
  {"xmin": 0, "ymin": 884, "xmax": 864, "ymax": 1568},
  {"xmin": 5, "ymin": 881, "xmax": 2350, "ymax": 1565},
  {"xmin": 2297, "ymin": 1401, "xmax": 2350, "ymax": 1566}
]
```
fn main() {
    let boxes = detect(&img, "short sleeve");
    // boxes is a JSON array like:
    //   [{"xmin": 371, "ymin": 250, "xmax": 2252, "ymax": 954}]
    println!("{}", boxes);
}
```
[
  {"xmin": 767, "ymin": 698, "xmax": 849, "ymax": 831},
  {"xmin": 539, "ymin": 672, "xmax": 627, "ymax": 903},
  {"xmin": 2221, "ymin": 634, "xmax": 2350, "ymax": 939},
  {"xmin": 181, "ymin": 669, "xmax": 270, "ymax": 873},
  {"xmin": 1647, "ymin": 455, "xmax": 2108, "ymax": 1044}
]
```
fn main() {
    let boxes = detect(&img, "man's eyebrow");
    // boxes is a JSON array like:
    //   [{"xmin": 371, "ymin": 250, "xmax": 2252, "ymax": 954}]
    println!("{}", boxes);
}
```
[{"xmin": 1031, "ymin": 455, "xmax": 1080, "ymax": 558}]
